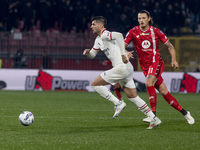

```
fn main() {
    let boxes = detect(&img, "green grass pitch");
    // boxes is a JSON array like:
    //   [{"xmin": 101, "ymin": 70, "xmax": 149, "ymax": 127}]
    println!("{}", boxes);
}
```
[{"xmin": 0, "ymin": 91, "xmax": 199, "ymax": 150}]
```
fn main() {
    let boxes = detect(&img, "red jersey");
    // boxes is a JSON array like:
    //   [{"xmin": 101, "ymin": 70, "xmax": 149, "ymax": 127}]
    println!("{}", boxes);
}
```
[{"xmin": 124, "ymin": 26, "xmax": 168, "ymax": 71}]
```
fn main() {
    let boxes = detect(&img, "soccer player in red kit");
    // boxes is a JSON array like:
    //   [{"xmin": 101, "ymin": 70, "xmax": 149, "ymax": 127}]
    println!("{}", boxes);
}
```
[{"xmin": 124, "ymin": 10, "xmax": 195, "ymax": 124}]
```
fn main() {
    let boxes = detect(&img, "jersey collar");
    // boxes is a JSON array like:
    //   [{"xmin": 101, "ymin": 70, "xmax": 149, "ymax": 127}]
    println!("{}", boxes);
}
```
[
  {"xmin": 101, "ymin": 28, "xmax": 106, "ymax": 33},
  {"xmin": 99, "ymin": 28, "xmax": 106, "ymax": 37},
  {"xmin": 140, "ymin": 26, "xmax": 150, "ymax": 32}
]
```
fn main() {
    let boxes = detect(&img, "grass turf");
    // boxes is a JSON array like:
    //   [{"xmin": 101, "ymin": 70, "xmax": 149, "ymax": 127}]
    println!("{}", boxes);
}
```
[{"xmin": 0, "ymin": 91, "xmax": 199, "ymax": 150}]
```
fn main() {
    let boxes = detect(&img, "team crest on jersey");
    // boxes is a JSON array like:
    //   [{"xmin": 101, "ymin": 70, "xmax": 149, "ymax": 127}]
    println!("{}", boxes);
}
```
[{"xmin": 142, "ymin": 40, "xmax": 151, "ymax": 49}]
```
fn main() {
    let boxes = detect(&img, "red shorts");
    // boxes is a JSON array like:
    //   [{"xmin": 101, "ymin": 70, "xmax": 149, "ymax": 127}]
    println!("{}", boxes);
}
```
[{"xmin": 143, "ymin": 59, "xmax": 164, "ymax": 89}]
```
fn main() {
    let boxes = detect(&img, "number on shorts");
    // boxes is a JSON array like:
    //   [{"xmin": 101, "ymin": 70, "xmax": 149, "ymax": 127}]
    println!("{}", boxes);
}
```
[{"xmin": 148, "ymin": 68, "xmax": 153, "ymax": 74}]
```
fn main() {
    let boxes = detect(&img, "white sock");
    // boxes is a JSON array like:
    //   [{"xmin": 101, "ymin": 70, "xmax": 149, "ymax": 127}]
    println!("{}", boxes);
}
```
[
  {"xmin": 129, "ymin": 96, "xmax": 155, "ymax": 119},
  {"xmin": 91, "ymin": 86, "xmax": 120, "ymax": 105}
]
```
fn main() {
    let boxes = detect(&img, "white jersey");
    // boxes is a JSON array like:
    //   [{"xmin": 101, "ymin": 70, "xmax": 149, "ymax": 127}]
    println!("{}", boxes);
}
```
[
  {"xmin": 92, "ymin": 29, "xmax": 124, "ymax": 67},
  {"xmin": 87, "ymin": 29, "xmax": 135, "ymax": 88}
]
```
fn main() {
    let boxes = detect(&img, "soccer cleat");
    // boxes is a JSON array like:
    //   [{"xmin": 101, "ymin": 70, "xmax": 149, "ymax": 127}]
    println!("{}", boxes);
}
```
[
  {"xmin": 184, "ymin": 111, "xmax": 195, "ymax": 125},
  {"xmin": 112, "ymin": 100, "xmax": 126, "ymax": 119},
  {"xmin": 142, "ymin": 116, "xmax": 151, "ymax": 123},
  {"xmin": 147, "ymin": 117, "xmax": 161, "ymax": 129}
]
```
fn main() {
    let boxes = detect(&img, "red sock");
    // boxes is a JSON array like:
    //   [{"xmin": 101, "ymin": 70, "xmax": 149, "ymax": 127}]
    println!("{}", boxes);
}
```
[
  {"xmin": 163, "ymin": 92, "xmax": 182, "ymax": 111},
  {"xmin": 146, "ymin": 86, "xmax": 157, "ymax": 112},
  {"xmin": 114, "ymin": 87, "xmax": 122, "ymax": 100}
]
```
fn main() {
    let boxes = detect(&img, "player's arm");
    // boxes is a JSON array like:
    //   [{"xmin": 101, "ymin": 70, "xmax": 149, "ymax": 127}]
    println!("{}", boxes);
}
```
[
  {"xmin": 124, "ymin": 43, "xmax": 134, "ymax": 59},
  {"xmin": 124, "ymin": 31, "xmax": 134, "ymax": 59},
  {"xmin": 111, "ymin": 32, "xmax": 128, "ymax": 63},
  {"xmin": 165, "ymin": 40, "xmax": 179, "ymax": 69},
  {"xmin": 125, "ymin": 43, "xmax": 128, "ymax": 49},
  {"xmin": 83, "ymin": 38, "xmax": 100, "ymax": 59},
  {"xmin": 83, "ymin": 48, "xmax": 99, "ymax": 59}
]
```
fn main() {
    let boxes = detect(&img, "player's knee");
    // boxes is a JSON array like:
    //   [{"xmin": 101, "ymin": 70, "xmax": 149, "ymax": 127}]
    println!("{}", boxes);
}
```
[
  {"xmin": 129, "ymin": 93, "xmax": 138, "ymax": 98},
  {"xmin": 145, "ymin": 79, "xmax": 154, "ymax": 87},
  {"xmin": 124, "ymin": 88, "xmax": 137, "ymax": 98}
]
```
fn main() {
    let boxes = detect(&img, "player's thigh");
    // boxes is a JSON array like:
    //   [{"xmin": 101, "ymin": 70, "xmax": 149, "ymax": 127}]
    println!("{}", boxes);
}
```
[
  {"xmin": 147, "ymin": 60, "xmax": 164, "ymax": 78},
  {"xmin": 145, "ymin": 75, "xmax": 157, "ymax": 86},
  {"xmin": 91, "ymin": 75, "xmax": 109, "ymax": 86},
  {"xmin": 122, "ymin": 80, "xmax": 137, "ymax": 98},
  {"xmin": 100, "ymin": 65, "xmax": 127, "ymax": 84},
  {"xmin": 147, "ymin": 62, "xmax": 159, "ymax": 76},
  {"xmin": 146, "ymin": 60, "xmax": 164, "ymax": 85}
]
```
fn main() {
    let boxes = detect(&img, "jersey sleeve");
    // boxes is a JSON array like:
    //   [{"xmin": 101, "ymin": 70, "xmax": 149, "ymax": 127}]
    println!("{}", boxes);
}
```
[
  {"xmin": 101, "ymin": 30, "xmax": 112, "ymax": 41},
  {"xmin": 87, "ymin": 38, "xmax": 100, "ymax": 59},
  {"xmin": 124, "ymin": 30, "xmax": 133, "ymax": 44},
  {"xmin": 157, "ymin": 29, "xmax": 168, "ymax": 44},
  {"xmin": 92, "ymin": 38, "xmax": 101, "ymax": 50}
]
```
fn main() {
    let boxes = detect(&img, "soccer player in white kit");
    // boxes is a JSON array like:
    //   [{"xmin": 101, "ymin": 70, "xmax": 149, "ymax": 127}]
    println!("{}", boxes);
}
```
[{"xmin": 83, "ymin": 16, "xmax": 161, "ymax": 129}]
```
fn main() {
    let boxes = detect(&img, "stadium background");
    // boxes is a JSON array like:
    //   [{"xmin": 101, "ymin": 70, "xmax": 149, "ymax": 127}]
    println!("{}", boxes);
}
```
[
  {"xmin": 0, "ymin": 0, "xmax": 199, "ymax": 72},
  {"xmin": 0, "ymin": 1, "xmax": 200, "ymax": 149}
]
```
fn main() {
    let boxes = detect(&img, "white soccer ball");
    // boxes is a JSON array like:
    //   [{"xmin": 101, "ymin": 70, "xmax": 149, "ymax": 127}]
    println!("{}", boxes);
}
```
[{"xmin": 19, "ymin": 111, "xmax": 34, "ymax": 126}]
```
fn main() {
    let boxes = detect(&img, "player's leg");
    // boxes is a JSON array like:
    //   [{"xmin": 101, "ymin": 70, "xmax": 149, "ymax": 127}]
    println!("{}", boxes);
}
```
[
  {"xmin": 145, "ymin": 60, "xmax": 165, "ymax": 116},
  {"xmin": 113, "ymin": 83, "xmax": 122, "ymax": 100},
  {"xmin": 124, "ymin": 86, "xmax": 155, "ymax": 118},
  {"xmin": 156, "ymin": 82, "xmax": 195, "ymax": 124},
  {"xmin": 91, "ymin": 75, "xmax": 121, "ymax": 105},
  {"xmin": 91, "ymin": 67, "xmax": 127, "ymax": 118},
  {"xmin": 123, "ymin": 80, "xmax": 161, "ymax": 129},
  {"xmin": 145, "ymin": 75, "xmax": 157, "ymax": 115}
]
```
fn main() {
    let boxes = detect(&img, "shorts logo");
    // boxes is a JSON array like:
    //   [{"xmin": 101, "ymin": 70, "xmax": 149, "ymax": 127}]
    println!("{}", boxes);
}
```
[{"xmin": 142, "ymin": 40, "xmax": 151, "ymax": 49}]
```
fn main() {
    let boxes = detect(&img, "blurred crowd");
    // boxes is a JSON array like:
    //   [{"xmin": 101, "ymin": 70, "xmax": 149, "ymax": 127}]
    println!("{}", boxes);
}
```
[{"xmin": 0, "ymin": 0, "xmax": 199, "ymax": 35}]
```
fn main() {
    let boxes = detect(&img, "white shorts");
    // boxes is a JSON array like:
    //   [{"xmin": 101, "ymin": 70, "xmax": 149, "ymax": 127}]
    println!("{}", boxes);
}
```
[{"xmin": 100, "ymin": 62, "xmax": 136, "ymax": 89}]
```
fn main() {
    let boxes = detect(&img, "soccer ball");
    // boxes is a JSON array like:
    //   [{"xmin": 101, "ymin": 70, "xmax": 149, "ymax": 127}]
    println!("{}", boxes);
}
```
[{"xmin": 19, "ymin": 111, "xmax": 34, "ymax": 126}]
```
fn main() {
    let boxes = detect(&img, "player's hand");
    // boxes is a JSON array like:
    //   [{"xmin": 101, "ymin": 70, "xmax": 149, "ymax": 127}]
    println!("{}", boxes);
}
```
[
  {"xmin": 83, "ymin": 49, "xmax": 90, "ymax": 55},
  {"xmin": 126, "ymin": 50, "xmax": 134, "ymax": 59},
  {"xmin": 122, "ymin": 55, "xmax": 128, "ymax": 64},
  {"xmin": 171, "ymin": 61, "xmax": 179, "ymax": 69}
]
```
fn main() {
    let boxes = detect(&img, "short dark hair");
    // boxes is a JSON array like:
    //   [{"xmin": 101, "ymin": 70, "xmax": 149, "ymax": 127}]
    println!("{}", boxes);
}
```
[
  {"xmin": 138, "ymin": 10, "xmax": 153, "ymax": 26},
  {"xmin": 91, "ymin": 16, "xmax": 107, "ymax": 27}
]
